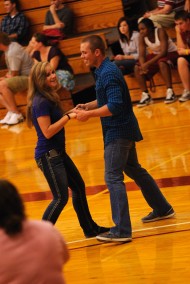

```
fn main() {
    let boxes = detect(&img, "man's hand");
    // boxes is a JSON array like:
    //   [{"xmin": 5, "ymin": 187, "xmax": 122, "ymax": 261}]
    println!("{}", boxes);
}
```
[
  {"xmin": 75, "ymin": 104, "xmax": 88, "ymax": 110},
  {"xmin": 75, "ymin": 109, "xmax": 90, "ymax": 122}
]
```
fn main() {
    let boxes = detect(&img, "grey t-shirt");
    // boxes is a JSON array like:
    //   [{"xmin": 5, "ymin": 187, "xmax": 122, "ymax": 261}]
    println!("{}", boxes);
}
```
[
  {"xmin": 45, "ymin": 6, "xmax": 74, "ymax": 36},
  {"xmin": 5, "ymin": 42, "xmax": 33, "ymax": 76}
]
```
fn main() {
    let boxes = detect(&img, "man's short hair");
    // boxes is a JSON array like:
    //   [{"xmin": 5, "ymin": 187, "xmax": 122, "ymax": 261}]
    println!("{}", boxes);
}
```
[
  {"xmin": 175, "ymin": 10, "xmax": 190, "ymax": 21},
  {"xmin": 0, "ymin": 32, "xmax": 11, "ymax": 46},
  {"xmin": 81, "ymin": 35, "xmax": 106, "ymax": 56},
  {"xmin": 4, "ymin": 0, "xmax": 20, "ymax": 11}
]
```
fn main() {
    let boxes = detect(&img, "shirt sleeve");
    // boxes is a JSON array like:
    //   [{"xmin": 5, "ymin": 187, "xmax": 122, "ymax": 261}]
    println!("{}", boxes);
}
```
[
  {"xmin": 103, "ymin": 72, "xmax": 125, "ymax": 115},
  {"xmin": 16, "ymin": 13, "xmax": 29, "ymax": 38},
  {"xmin": 33, "ymin": 97, "xmax": 51, "ymax": 118},
  {"xmin": 132, "ymin": 32, "xmax": 140, "ymax": 60}
]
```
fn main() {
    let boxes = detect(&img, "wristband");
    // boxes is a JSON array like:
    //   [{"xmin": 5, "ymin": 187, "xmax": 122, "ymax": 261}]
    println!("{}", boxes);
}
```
[
  {"xmin": 65, "ymin": 113, "xmax": 70, "ymax": 120},
  {"xmin": 186, "ymin": 49, "xmax": 189, "ymax": 55}
]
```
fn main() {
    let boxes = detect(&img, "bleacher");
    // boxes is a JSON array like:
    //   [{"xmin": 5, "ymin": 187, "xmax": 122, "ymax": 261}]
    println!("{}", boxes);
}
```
[
  {"xmin": 0, "ymin": 0, "xmax": 183, "ymax": 118},
  {"xmin": 0, "ymin": 0, "xmax": 124, "ymax": 116}
]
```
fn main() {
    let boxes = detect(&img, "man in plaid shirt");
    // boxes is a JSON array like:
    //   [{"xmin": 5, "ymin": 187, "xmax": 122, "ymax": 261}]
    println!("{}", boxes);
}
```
[{"xmin": 0, "ymin": 0, "xmax": 29, "ymax": 45}]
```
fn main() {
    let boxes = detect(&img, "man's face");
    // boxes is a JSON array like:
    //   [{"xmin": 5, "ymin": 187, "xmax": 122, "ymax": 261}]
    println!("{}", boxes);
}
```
[
  {"xmin": 4, "ymin": 1, "xmax": 15, "ymax": 14},
  {"xmin": 80, "ymin": 42, "xmax": 97, "ymax": 68},
  {"xmin": 175, "ymin": 19, "xmax": 190, "ymax": 33}
]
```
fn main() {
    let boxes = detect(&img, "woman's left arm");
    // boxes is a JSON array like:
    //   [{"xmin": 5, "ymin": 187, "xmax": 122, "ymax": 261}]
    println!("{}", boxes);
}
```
[
  {"xmin": 37, "ymin": 113, "xmax": 76, "ymax": 139},
  {"xmin": 49, "ymin": 55, "xmax": 60, "ymax": 70}
]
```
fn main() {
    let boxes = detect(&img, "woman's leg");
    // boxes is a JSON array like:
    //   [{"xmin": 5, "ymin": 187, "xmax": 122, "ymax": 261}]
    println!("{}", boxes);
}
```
[
  {"xmin": 64, "ymin": 153, "xmax": 109, "ymax": 236},
  {"xmin": 36, "ymin": 153, "xmax": 69, "ymax": 224},
  {"xmin": 159, "ymin": 61, "xmax": 172, "ymax": 88},
  {"xmin": 114, "ymin": 59, "xmax": 136, "ymax": 75},
  {"xmin": 134, "ymin": 64, "xmax": 152, "ymax": 107}
]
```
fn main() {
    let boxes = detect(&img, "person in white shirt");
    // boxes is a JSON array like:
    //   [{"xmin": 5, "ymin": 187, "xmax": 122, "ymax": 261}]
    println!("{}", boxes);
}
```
[
  {"xmin": 134, "ymin": 18, "xmax": 178, "ymax": 107},
  {"xmin": 0, "ymin": 32, "xmax": 33, "ymax": 125},
  {"xmin": 114, "ymin": 17, "xmax": 140, "ymax": 75}
]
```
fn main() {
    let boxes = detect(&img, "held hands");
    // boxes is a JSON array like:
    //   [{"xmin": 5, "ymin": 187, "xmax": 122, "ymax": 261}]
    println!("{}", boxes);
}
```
[
  {"xmin": 72, "ymin": 105, "xmax": 90, "ymax": 122},
  {"xmin": 68, "ymin": 112, "xmax": 77, "ymax": 119},
  {"xmin": 138, "ymin": 63, "xmax": 149, "ymax": 75}
]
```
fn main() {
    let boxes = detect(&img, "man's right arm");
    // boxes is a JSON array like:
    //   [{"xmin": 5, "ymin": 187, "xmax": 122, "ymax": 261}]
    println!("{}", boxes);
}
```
[{"xmin": 43, "ymin": 6, "xmax": 64, "ymax": 30}]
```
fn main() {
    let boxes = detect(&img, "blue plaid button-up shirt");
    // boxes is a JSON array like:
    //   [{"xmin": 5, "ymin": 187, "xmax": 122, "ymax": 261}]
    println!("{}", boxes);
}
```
[
  {"xmin": 0, "ymin": 12, "xmax": 29, "ymax": 45},
  {"xmin": 94, "ymin": 57, "xmax": 143, "ymax": 146}
]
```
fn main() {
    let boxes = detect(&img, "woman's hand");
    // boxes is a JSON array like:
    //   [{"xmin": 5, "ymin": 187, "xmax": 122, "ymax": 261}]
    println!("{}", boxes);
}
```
[
  {"xmin": 68, "ymin": 112, "xmax": 77, "ymax": 119},
  {"xmin": 114, "ymin": 54, "xmax": 124, "ymax": 60}
]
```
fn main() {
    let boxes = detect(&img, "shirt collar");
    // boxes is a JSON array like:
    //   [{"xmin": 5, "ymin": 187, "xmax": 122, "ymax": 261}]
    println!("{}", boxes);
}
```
[{"xmin": 94, "ymin": 57, "xmax": 110, "ymax": 76}]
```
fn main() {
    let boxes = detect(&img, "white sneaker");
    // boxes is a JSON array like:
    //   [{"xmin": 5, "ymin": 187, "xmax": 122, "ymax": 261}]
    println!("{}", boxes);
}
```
[
  {"xmin": 164, "ymin": 88, "xmax": 177, "ymax": 104},
  {"xmin": 7, "ymin": 113, "xmax": 24, "ymax": 125},
  {"xmin": 137, "ymin": 92, "xmax": 152, "ymax": 108},
  {"xmin": 0, "ymin": 111, "xmax": 13, "ymax": 124},
  {"xmin": 179, "ymin": 89, "xmax": 190, "ymax": 102}
]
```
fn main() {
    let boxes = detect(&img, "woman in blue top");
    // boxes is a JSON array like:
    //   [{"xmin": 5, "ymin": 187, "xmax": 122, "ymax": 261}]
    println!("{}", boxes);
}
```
[{"xmin": 26, "ymin": 61, "xmax": 109, "ymax": 237}]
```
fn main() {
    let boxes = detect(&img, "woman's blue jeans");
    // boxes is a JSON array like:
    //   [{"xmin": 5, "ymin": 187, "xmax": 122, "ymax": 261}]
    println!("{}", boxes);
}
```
[
  {"xmin": 104, "ymin": 139, "xmax": 172, "ymax": 237},
  {"xmin": 36, "ymin": 151, "xmax": 99, "ymax": 235},
  {"xmin": 114, "ymin": 59, "xmax": 136, "ymax": 75}
]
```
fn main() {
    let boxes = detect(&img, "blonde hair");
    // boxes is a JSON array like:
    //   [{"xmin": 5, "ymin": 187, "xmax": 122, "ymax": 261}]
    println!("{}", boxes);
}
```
[{"xmin": 26, "ymin": 61, "xmax": 62, "ymax": 128}]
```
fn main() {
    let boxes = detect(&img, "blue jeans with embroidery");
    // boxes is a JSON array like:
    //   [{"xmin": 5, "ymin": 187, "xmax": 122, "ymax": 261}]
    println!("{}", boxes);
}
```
[
  {"xmin": 104, "ymin": 139, "xmax": 172, "ymax": 237},
  {"xmin": 36, "ymin": 151, "xmax": 99, "ymax": 235}
]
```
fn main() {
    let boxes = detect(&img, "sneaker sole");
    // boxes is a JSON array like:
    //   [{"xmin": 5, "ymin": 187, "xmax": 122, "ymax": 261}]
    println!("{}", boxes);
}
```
[
  {"xmin": 137, "ymin": 100, "xmax": 153, "ymax": 108},
  {"xmin": 179, "ymin": 98, "xmax": 190, "ymax": 102},
  {"xmin": 142, "ymin": 212, "xmax": 175, "ymax": 223},
  {"xmin": 7, "ymin": 118, "xmax": 24, "ymax": 125},
  {"xmin": 164, "ymin": 98, "xmax": 177, "ymax": 104},
  {"xmin": 96, "ymin": 236, "xmax": 132, "ymax": 242}
]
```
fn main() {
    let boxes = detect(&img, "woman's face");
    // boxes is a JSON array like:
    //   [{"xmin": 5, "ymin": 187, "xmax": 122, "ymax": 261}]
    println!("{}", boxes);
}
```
[
  {"xmin": 45, "ymin": 66, "xmax": 58, "ymax": 89},
  {"xmin": 119, "ymin": 21, "xmax": 129, "ymax": 35},
  {"xmin": 30, "ymin": 37, "xmax": 42, "ymax": 51},
  {"xmin": 138, "ymin": 23, "xmax": 148, "ymax": 37}
]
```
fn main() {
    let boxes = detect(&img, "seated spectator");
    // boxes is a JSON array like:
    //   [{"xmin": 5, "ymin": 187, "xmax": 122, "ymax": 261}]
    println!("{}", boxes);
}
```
[
  {"xmin": 134, "ymin": 18, "xmax": 178, "ymax": 107},
  {"xmin": 113, "ymin": 17, "xmax": 140, "ymax": 75},
  {"xmin": 0, "ymin": 32, "xmax": 33, "ymax": 125},
  {"xmin": 43, "ymin": 0, "xmax": 74, "ymax": 39},
  {"xmin": 28, "ymin": 33, "xmax": 75, "ymax": 90},
  {"xmin": 0, "ymin": 0, "xmax": 29, "ymax": 45},
  {"xmin": 140, "ymin": 0, "xmax": 186, "ymax": 28},
  {"xmin": 0, "ymin": 179, "xmax": 69, "ymax": 284},
  {"xmin": 175, "ymin": 10, "xmax": 190, "ymax": 101}
]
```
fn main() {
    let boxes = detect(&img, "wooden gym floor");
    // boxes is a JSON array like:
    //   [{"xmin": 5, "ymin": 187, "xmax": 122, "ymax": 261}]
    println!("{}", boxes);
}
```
[{"xmin": 0, "ymin": 98, "xmax": 190, "ymax": 283}]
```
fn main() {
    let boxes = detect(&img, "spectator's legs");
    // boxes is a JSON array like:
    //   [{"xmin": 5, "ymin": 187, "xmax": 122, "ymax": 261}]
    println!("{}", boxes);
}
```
[
  {"xmin": 0, "ymin": 80, "xmax": 24, "ymax": 124},
  {"xmin": 158, "ymin": 61, "xmax": 172, "ymax": 89},
  {"xmin": 178, "ymin": 57, "xmax": 190, "ymax": 91},
  {"xmin": 159, "ymin": 61, "xmax": 177, "ymax": 103},
  {"xmin": 134, "ymin": 64, "xmax": 152, "ymax": 107},
  {"xmin": 0, "ymin": 80, "xmax": 19, "ymax": 113},
  {"xmin": 134, "ymin": 64, "xmax": 148, "ymax": 91}
]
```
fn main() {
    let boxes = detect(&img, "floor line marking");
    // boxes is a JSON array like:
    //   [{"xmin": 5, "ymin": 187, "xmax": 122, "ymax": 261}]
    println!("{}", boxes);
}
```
[{"xmin": 66, "ymin": 221, "xmax": 190, "ymax": 245}]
